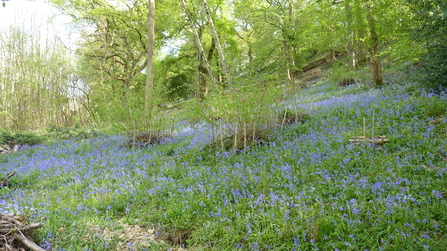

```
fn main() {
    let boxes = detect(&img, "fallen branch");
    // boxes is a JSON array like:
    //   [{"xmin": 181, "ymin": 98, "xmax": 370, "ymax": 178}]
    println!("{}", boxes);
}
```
[
  {"xmin": 0, "ymin": 214, "xmax": 45, "ymax": 251},
  {"xmin": 0, "ymin": 172, "xmax": 15, "ymax": 189},
  {"xmin": 349, "ymin": 135, "xmax": 388, "ymax": 145},
  {"xmin": 15, "ymin": 231, "xmax": 45, "ymax": 251},
  {"xmin": 0, "ymin": 223, "xmax": 44, "ymax": 233}
]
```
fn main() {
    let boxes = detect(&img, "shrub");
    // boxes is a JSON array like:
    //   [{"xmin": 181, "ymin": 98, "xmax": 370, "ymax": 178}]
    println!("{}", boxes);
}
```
[
  {"xmin": 45, "ymin": 126, "xmax": 103, "ymax": 140},
  {"xmin": 419, "ymin": 44, "xmax": 447, "ymax": 89},
  {"xmin": 0, "ymin": 131, "xmax": 45, "ymax": 146},
  {"xmin": 407, "ymin": 0, "xmax": 447, "ymax": 89},
  {"xmin": 162, "ymin": 72, "xmax": 192, "ymax": 101}
]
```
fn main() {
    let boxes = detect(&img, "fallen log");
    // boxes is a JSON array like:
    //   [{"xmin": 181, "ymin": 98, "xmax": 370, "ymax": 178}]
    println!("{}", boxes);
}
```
[
  {"xmin": 0, "ymin": 144, "xmax": 21, "ymax": 154},
  {"xmin": 126, "ymin": 131, "xmax": 172, "ymax": 147},
  {"xmin": 349, "ymin": 135, "xmax": 388, "ymax": 145}
]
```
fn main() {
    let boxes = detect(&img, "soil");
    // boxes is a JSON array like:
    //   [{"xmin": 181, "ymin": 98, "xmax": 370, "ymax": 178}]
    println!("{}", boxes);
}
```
[{"xmin": 86, "ymin": 219, "xmax": 187, "ymax": 251}]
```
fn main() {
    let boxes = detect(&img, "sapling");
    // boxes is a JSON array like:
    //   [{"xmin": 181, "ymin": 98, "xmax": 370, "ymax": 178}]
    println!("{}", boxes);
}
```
[
  {"xmin": 244, "ymin": 121, "xmax": 247, "ymax": 151},
  {"xmin": 281, "ymin": 109, "xmax": 288, "ymax": 130},
  {"xmin": 363, "ymin": 117, "xmax": 366, "ymax": 144},
  {"xmin": 220, "ymin": 122, "xmax": 224, "ymax": 150},
  {"xmin": 372, "ymin": 111, "xmax": 375, "ymax": 145},
  {"xmin": 234, "ymin": 121, "xmax": 238, "ymax": 150}
]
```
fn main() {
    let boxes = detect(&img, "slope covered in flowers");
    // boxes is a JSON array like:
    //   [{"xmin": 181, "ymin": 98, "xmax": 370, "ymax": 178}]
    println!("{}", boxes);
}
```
[{"xmin": 1, "ymin": 82, "xmax": 446, "ymax": 250}]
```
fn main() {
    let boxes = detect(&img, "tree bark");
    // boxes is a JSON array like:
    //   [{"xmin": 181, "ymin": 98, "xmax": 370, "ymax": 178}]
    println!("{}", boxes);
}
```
[
  {"xmin": 353, "ymin": 0, "xmax": 368, "ymax": 66},
  {"xmin": 181, "ymin": 0, "xmax": 217, "ymax": 95},
  {"xmin": 15, "ymin": 233, "xmax": 46, "ymax": 251},
  {"xmin": 197, "ymin": 35, "xmax": 216, "ymax": 99},
  {"xmin": 202, "ymin": 0, "xmax": 231, "ymax": 86},
  {"xmin": 345, "ymin": 0, "xmax": 356, "ymax": 70},
  {"xmin": 279, "ymin": 0, "xmax": 296, "ymax": 86},
  {"xmin": 145, "ymin": 0, "xmax": 155, "ymax": 117},
  {"xmin": 282, "ymin": 37, "xmax": 294, "ymax": 85},
  {"xmin": 365, "ymin": 0, "xmax": 384, "ymax": 86}
]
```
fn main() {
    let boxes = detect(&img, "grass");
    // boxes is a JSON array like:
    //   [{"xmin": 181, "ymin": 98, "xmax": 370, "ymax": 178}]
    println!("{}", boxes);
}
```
[{"xmin": 1, "ymin": 81, "xmax": 447, "ymax": 250}]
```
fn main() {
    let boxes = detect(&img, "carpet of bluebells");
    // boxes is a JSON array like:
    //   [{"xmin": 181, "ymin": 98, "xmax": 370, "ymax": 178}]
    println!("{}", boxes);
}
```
[{"xmin": 1, "ymin": 82, "xmax": 447, "ymax": 250}]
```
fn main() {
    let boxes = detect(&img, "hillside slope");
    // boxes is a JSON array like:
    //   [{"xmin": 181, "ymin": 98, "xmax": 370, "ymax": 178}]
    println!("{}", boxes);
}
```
[{"xmin": 1, "ymin": 81, "xmax": 446, "ymax": 250}]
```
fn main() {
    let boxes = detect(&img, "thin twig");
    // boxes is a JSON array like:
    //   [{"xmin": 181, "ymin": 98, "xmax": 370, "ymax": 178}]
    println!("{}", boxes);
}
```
[
  {"xmin": 1, "ymin": 234, "xmax": 13, "ymax": 251},
  {"xmin": 372, "ymin": 111, "xmax": 375, "ymax": 145},
  {"xmin": 243, "ymin": 121, "xmax": 247, "ymax": 152},
  {"xmin": 363, "ymin": 117, "xmax": 366, "ymax": 144},
  {"xmin": 6, "ymin": 173, "xmax": 15, "ymax": 179},
  {"xmin": 0, "ymin": 223, "xmax": 44, "ymax": 234}
]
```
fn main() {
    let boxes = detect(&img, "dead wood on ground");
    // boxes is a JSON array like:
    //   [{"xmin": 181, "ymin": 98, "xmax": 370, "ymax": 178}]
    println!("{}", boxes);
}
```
[{"xmin": 0, "ymin": 214, "xmax": 45, "ymax": 251}]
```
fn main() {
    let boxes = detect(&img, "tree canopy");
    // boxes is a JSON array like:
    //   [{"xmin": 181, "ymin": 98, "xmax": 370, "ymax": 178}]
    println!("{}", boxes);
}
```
[{"xmin": 0, "ymin": 0, "xmax": 441, "ymax": 130}]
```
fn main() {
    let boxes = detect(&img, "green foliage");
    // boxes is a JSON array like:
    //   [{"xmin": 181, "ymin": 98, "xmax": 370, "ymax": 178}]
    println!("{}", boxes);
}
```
[
  {"xmin": 45, "ymin": 126, "xmax": 103, "ymax": 140},
  {"xmin": 418, "ymin": 44, "xmax": 447, "ymax": 89},
  {"xmin": 45, "ymin": 126, "xmax": 72, "ymax": 139},
  {"xmin": 0, "ymin": 23, "xmax": 76, "ymax": 130},
  {"xmin": 407, "ymin": 0, "xmax": 447, "ymax": 89},
  {"xmin": 2, "ymin": 81, "xmax": 447, "ymax": 250},
  {"xmin": 162, "ymin": 72, "xmax": 193, "ymax": 101},
  {"xmin": 0, "ymin": 131, "xmax": 45, "ymax": 146},
  {"xmin": 0, "ymin": 185, "xmax": 10, "ymax": 195},
  {"xmin": 329, "ymin": 64, "xmax": 359, "ymax": 85}
]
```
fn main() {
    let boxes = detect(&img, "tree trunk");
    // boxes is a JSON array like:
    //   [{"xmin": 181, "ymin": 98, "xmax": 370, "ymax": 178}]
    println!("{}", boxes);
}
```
[
  {"xmin": 282, "ymin": 35, "xmax": 294, "ymax": 86},
  {"xmin": 196, "ymin": 34, "xmax": 215, "ymax": 99},
  {"xmin": 365, "ymin": 0, "xmax": 384, "ymax": 86},
  {"xmin": 286, "ymin": 0, "xmax": 299, "ymax": 72},
  {"xmin": 281, "ymin": 0, "xmax": 296, "ymax": 86},
  {"xmin": 346, "ymin": 0, "xmax": 356, "ymax": 70},
  {"xmin": 181, "ymin": 0, "xmax": 217, "ymax": 95},
  {"xmin": 145, "ymin": 0, "xmax": 155, "ymax": 117},
  {"xmin": 354, "ymin": 0, "xmax": 368, "ymax": 66},
  {"xmin": 202, "ymin": 0, "xmax": 231, "ymax": 86}
]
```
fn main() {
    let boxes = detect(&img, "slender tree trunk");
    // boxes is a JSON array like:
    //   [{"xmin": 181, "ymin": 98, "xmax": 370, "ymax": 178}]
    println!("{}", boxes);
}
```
[
  {"xmin": 354, "ymin": 0, "xmax": 368, "ymax": 66},
  {"xmin": 346, "ymin": 0, "xmax": 356, "ymax": 70},
  {"xmin": 197, "ymin": 35, "xmax": 215, "ymax": 99},
  {"xmin": 181, "ymin": 0, "xmax": 217, "ymax": 95},
  {"xmin": 365, "ymin": 0, "xmax": 384, "ymax": 86},
  {"xmin": 145, "ymin": 0, "xmax": 155, "ymax": 117},
  {"xmin": 202, "ymin": 0, "xmax": 231, "ymax": 86},
  {"xmin": 280, "ymin": 1, "xmax": 296, "ymax": 86},
  {"xmin": 248, "ymin": 47, "xmax": 253, "ymax": 66},
  {"xmin": 282, "ymin": 34, "xmax": 294, "ymax": 86},
  {"xmin": 286, "ymin": 0, "xmax": 299, "ymax": 71}
]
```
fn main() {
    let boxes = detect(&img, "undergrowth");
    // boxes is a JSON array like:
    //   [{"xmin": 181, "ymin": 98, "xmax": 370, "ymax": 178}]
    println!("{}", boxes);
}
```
[{"xmin": 1, "ymin": 81, "xmax": 446, "ymax": 250}]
